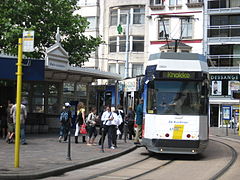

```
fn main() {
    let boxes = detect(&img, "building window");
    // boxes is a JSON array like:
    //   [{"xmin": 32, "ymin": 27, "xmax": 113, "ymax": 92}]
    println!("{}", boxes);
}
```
[
  {"xmin": 119, "ymin": 36, "xmax": 126, "ymax": 52},
  {"xmin": 187, "ymin": 0, "xmax": 202, "ymax": 3},
  {"xmin": 132, "ymin": 64, "xmax": 144, "ymax": 77},
  {"xmin": 133, "ymin": 8, "xmax": 145, "ymax": 24},
  {"xmin": 150, "ymin": 0, "xmax": 164, "ymax": 5},
  {"xmin": 120, "ymin": 9, "xmax": 129, "ymax": 25},
  {"xmin": 132, "ymin": 36, "xmax": 144, "ymax": 52},
  {"xmin": 110, "ymin": 6, "xmax": 145, "ymax": 27},
  {"xmin": 86, "ymin": 16, "xmax": 97, "ymax": 29},
  {"xmin": 109, "ymin": 64, "xmax": 116, "ymax": 73},
  {"xmin": 209, "ymin": 15, "xmax": 240, "ymax": 38},
  {"xmin": 119, "ymin": 64, "xmax": 125, "ymax": 77},
  {"xmin": 63, "ymin": 82, "xmax": 75, "ymax": 96},
  {"xmin": 48, "ymin": 83, "xmax": 59, "ymax": 114},
  {"xmin": 110, "ymin": 9, "xmax": 118, "ymax": 26},
  {"xmin": 109, "ymin": 37, "xmax": 117, "ymax": 52},
  {"xmin": 181, "ymin": 19, "xmax": 192, "ymax": 39},
  {"xmin": 209, "ymin": 44, "xmax": 240, "ymax": 67},
  {"xmin": 158, "ymin": 19, "xmax": 169, "ymax": 40},
  {"xmin": 230, "ymin": 0, "xmax": 240, "ymax": 8},
  {"xmin": 76, "ymin": 83, "xmax": 87, "ymax": 97},
  {"xmin": 169, "ymin": 0, "xmax": 182, "ymax": 6}
]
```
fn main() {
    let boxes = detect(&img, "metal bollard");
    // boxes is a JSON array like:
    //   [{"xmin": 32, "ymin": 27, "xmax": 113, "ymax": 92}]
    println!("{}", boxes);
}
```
[
  {"xmin": 101, "ymin": 128, "xmax": 104, "ymax": 152},
  {"xmin": 66, "ymin": 130, "xmax": 71, "ymax": 160}
]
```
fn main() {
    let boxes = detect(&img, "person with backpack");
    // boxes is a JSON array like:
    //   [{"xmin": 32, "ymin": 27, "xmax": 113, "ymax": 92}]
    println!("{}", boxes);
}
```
[
  {"xmin": 74, "ymin": 102, "xmax": 86, "ymax": 144},
  {"xmin": 59, "ymin": 102, "xmax": 72, "ymax": 143},
  {"xmin": 86, "ymin": 107, "xmax": 98, "ymax": 145}
]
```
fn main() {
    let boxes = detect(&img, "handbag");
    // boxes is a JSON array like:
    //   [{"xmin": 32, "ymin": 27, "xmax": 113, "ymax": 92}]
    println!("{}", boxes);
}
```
[
  {"xmin": 80, "ymin": 124, "xmax": 87, "ymax": 134},
  {"xmin": 117, "ymin": 128, "xmax": 121, "ymax": 135}
]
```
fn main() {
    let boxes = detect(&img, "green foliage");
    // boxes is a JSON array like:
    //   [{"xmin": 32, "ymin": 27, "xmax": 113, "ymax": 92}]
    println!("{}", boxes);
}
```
[{"xmin": 0, "ymin": 0, "xmax": 102, "ymax": 66}]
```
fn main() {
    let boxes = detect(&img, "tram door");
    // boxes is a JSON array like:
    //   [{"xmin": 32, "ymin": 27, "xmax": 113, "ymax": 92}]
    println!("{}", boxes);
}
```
[
  {"xmin": 105, "ymin": 92, "xmax": 112, "ymax": 106},
  {"xmin": 210, "ymin": 105, "xmax": 219, "ymax": 127}
]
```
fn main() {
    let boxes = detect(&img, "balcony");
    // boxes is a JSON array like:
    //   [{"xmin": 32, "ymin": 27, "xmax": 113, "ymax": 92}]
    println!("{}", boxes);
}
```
[
  {"xmin": 208, "ymin": 25, "xmax": 240, "ymax": 44},
  {"xmin": 207, "ymin": 0, "xmax": 240, "ymax": 14},
  {"xmin": 208, "ymin": 55, "xmax": 240, "ymax": 69},
  {"xmin": 186, "ymin": 0, "xmax": 203, "ymax": 8},
  {"xmin": 149, "ymin": 0, "xmax": 165, "ymax": 10}
]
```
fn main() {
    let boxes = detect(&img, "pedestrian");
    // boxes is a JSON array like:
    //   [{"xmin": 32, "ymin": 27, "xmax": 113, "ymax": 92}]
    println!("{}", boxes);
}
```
[
  {"xmin": 59, "ymin": 102, "xmax": 72, "ymax": 143},
  {"xmin": 112, "ymin": 107, "xmax": 123, "ymax": 148},
  {"xmin": 11, "ymin": 101, "xmax": 28, "ymax": 145},
  {"xmin": 99, "ymin": 105, "xmax": 114, "ymax": 149},
  {"xmin": 116, "ymin": 104, "xmax": 124, "ymax": 140},
  {"xmin": 86, "ymin": 107, "xmax": 98, "ymax": 145},
  {"xmin": 126, "ymin": 106, "xmax": 135, "ymax": 140},
  {"xmin": 0, "ymin": 103, "xmax": 7, "ymax": 139},
  {"xmin": 74, "ymin": 102, "xmax": 86, "ymax": 143},
  {"xmin": 134, "ymin": 98, "xmax": 143, "ymax": 144},
  {"xmin": 6, "ymin": 101, "xmax": 14, "ymax": 143}
]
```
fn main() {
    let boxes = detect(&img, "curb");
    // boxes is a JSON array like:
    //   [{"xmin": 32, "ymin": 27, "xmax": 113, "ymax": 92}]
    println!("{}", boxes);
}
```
[{"xmin": 0, "ymin": 145, "xmax": 137, "ymax": 180}]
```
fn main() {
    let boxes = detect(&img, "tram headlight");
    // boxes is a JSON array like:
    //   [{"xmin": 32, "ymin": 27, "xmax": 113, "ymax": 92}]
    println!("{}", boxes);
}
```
[
  {"xmin": 186, "ymin": 134, "xmax": 191, "ymax": 138},
  {"xmin": 165, "ymin": 133, "xmax": 170, "ymax": 137}
]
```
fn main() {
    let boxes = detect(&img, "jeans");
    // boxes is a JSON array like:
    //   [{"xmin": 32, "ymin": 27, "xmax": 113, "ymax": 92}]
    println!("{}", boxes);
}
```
[
  {"xmin": 20, "ymin": 124, "xmax": 26, "ymax": 144},
  {"xmin": 59, "ymin": 124, "xmax": 69, "ymax": 141}
]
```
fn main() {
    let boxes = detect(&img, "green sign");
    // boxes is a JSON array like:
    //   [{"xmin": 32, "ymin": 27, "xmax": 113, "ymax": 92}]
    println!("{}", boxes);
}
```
[
  {"xmin": 165, "ymin": 72, "xmax": 192, "ymax": 79},
  {"xmin": 117, "ymin": 24, "xmax": 123, "ymax": 34}
]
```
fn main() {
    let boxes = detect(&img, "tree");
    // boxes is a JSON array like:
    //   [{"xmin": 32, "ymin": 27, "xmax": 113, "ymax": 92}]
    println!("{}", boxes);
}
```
[{"xmin": 0, "ymin": 0, "xmax": 102, "ymax": 66}]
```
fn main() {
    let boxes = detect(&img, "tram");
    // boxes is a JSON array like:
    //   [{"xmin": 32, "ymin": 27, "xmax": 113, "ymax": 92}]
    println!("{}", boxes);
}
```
[{"xmin": 141, "ymin": 52, "xmax": 209, "ymax": 154}]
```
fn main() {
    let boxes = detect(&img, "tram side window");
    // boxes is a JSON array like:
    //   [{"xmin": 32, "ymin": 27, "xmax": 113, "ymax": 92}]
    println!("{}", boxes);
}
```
[{"xmin": 147, "ymin": 87, "xmax": 157, "ymax": 114}]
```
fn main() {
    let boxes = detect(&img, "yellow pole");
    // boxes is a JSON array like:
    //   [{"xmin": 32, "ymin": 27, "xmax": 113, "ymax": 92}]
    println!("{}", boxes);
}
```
[
  {"xmin": 14, "ymin": 38, "xmax": 23, "ymax": 168},
  {"xmin": 239, "ymin": 106, "xmax": 240, "ymax": 136}
]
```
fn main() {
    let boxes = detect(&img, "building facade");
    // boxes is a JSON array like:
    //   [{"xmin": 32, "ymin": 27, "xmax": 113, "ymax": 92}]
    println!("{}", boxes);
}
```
[
  {"xmin": 204, "ymin": 0, "xmax": 240, "ymax": 127},
  {"xmin": 148, "ymin": 0, "xmax": 204, "ymax": 54}
]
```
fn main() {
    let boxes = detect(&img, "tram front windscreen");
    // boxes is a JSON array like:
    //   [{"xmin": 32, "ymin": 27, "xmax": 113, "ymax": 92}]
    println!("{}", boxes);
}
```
[{"xmin": 147, "ymin": 80, "xmax": 208, "ymax": 115}]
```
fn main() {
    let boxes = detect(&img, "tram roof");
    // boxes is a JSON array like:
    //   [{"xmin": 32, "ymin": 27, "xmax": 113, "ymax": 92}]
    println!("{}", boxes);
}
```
[{"xmin": 149, "ymin": 52, "xmax": 206, "ymax": 62}]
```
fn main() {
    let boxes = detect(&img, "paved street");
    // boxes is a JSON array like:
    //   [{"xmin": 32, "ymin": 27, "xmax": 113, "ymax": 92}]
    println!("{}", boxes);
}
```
[
  {"xmin": 0, "ymin": 132, "xmax": 136, "ymax": 180},
  {"xmin": 0, "ymin": 127, "xmax": 239, "ymax": 180}
]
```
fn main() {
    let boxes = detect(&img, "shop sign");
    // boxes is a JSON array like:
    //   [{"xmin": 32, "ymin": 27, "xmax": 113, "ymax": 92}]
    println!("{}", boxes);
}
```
[
  {"xmin": 124, "ymin": 78, "xmax": 137, "ymax": 92},
  {"xmin": 210, "ymin": 74, "xmax": 239, "ymax": 81}
]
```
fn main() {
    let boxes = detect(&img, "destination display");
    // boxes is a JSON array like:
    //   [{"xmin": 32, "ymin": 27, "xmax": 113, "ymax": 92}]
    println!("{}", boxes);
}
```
[{"xmin": 154, "ymin": 71, "xmax": 205, "ymax": 80}]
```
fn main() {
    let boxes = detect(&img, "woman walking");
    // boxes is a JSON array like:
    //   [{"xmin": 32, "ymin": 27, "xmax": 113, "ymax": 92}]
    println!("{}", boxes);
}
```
[
  {"xmin": 126, "ymin": 106, "xmax": 135, "ymax": 140},
  {"xmin": 86, "ymin": 107, "xmax": 98, "ymax": 145},
  {"xmin": 75, "ymin": 102, "xmax": 86, "ymax": 143}
]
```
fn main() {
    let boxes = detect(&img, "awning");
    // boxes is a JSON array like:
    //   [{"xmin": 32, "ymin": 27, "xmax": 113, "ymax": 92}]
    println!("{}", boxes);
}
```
[
  {"xmin": 45, "ymin": 65, "xmax": 122, "ymax": 82},
  {"xmin": 210, "ymin": 97, "xmax": 240, "ymax": 105},
  {"xmin": 0, "ymin": 55, "xmax": 44, "ymax": 81},
  {"xmin": 45, "ymin": 42, "xmax": 122, "ymax": 82}
]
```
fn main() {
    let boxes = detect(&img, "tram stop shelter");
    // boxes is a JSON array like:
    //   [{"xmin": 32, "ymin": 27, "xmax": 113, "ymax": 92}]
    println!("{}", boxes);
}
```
[{"xmin": 0, "ymin": 42, "xmax": 122, "ymax": 133}]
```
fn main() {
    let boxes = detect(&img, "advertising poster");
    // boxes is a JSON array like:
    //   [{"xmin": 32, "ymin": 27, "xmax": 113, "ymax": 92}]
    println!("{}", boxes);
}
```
[
  {"xmin": 222, "ymin": 106, "xmax": 232, "ymax": 120},
  {"xmin": 228, "ymin": 81, "xmax": 240, "ymax": 95},
  {"xmin": 212, "ymin": 81, "xmax": 222, "ymax": 95}
]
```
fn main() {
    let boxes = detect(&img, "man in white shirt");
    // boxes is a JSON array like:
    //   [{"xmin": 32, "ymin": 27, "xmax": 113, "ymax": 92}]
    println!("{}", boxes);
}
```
[
  {"xmin": 11, "ymin": 101, "xmax": 28, "ymax": 145},
  {"xmin": 100, "ymin": 106, "xmax": 114, "ymax": 149}
]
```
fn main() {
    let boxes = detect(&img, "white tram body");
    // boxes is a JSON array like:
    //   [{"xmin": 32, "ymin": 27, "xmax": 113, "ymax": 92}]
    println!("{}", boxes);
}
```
[{"xmin": 142, "ymin": 53, "xmax": 209, "ymax": 154}]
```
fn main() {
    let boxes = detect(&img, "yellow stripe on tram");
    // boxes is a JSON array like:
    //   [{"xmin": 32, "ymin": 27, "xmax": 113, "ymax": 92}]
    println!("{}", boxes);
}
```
[{"xmin": 173, "ymin": 125, "xmax": 184, "ymax": 140}]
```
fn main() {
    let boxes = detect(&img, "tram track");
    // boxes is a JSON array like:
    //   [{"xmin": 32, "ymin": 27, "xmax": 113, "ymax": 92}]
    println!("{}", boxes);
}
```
[
  {"xmin": 209, "ymin": 138, "xmax": 238, "ymax": 180},
  {"xmin": 83, "ymin": 139, "xmax": 238, "ymax": 180},
  {"xmin": 82, "ymin": 153, "xmax": 175, "ymax": 180}
]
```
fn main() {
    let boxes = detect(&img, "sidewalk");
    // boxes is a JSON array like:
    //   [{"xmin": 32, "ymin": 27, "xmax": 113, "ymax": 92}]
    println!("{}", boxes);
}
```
[
  {"xmin": 210, "ymin": 127, "xmax": 240, "ymax": 142},
  {"xmin": 0, "ymin": 133, "xmax": 136, "ymax": 180}
]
